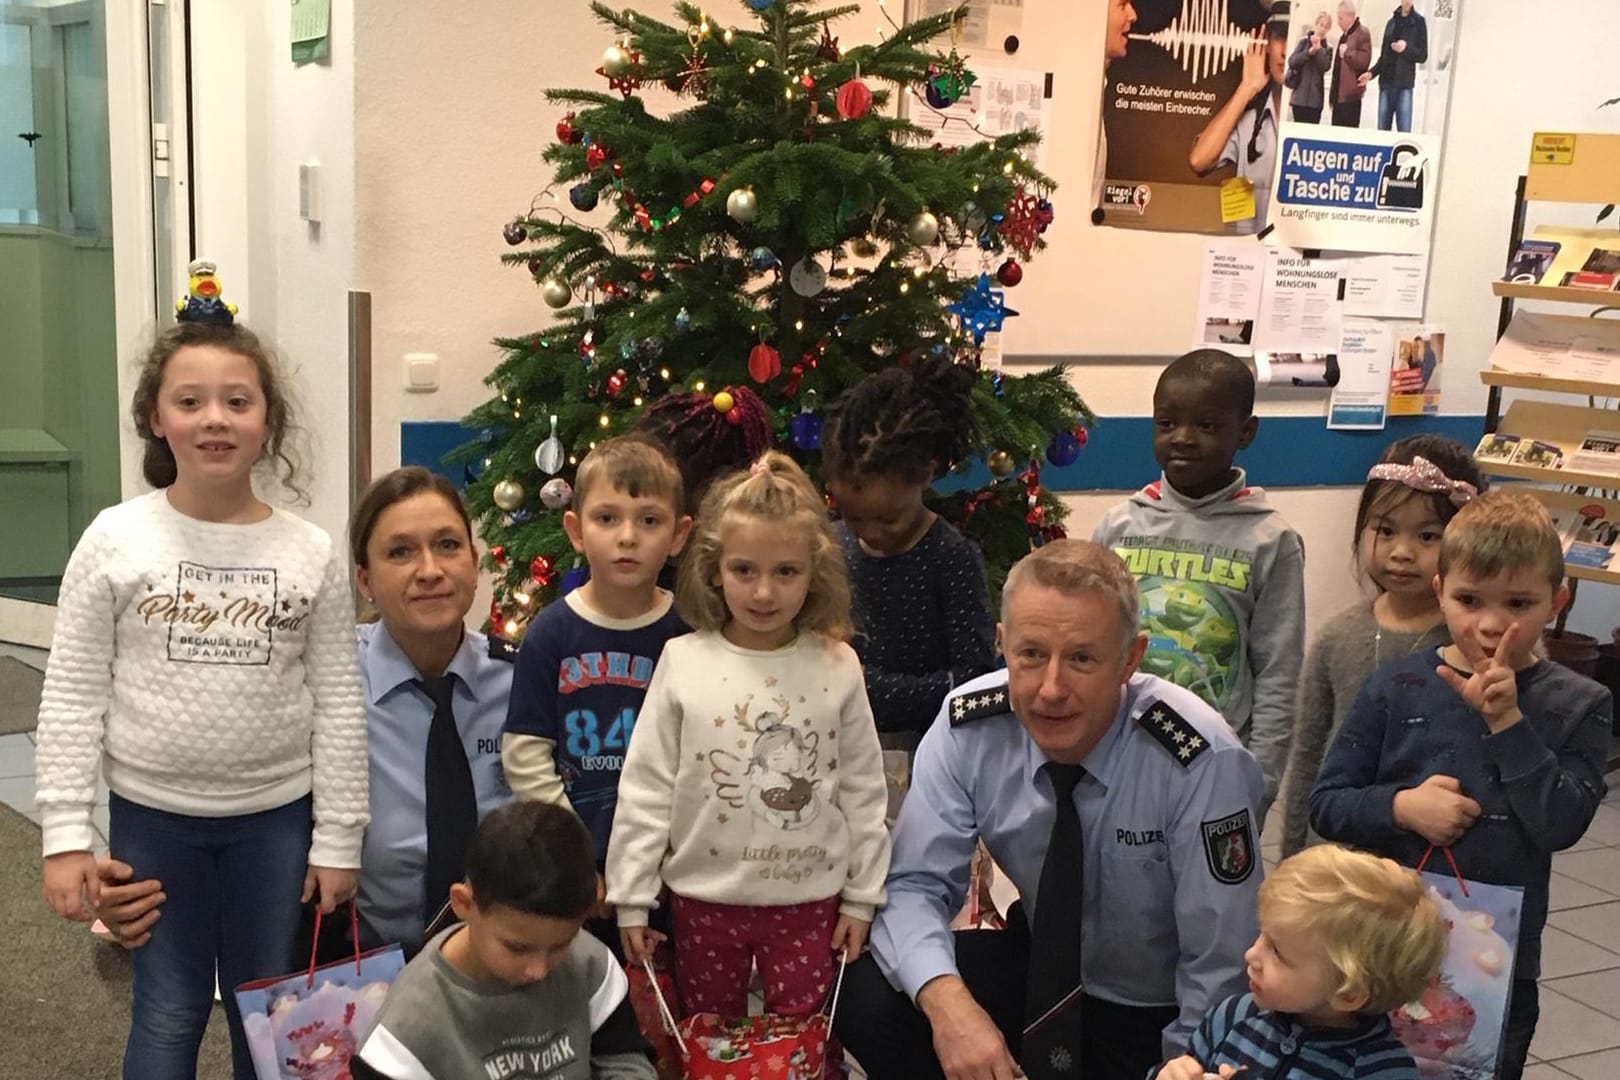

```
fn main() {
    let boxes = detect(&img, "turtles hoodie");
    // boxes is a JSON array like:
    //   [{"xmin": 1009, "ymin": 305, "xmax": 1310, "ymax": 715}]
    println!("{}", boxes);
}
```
[{"xmin": 1092, "ymin": 468, "xmax": 1304, "ymax": 812}]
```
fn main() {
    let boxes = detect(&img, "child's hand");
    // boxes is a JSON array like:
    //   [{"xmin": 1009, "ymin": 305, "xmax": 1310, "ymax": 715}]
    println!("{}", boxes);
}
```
[
  {"xmin": 830, "ymin": 914, "xmax": 870, "ymax": 961},
  {"xmin": 1438, "ymin": 624, "xmax": 1525, "ymax": 733},
  {"xmin": 1154, "ymin": 1055, "xmax": 1236, "ymax": 1080},
  {"xmin": 1393, "ymin": 775, "xmax": 1481, "ymax": 846},
  {"xmin": 620, "ymin": 926, "xmax": 667, "ymax": 965},
  {"xmin": 591, "ymin": 872, "xmax": 614, "ymax": 921},
  {"xmin": 301, "ymin": 865, "xmax": 359, "ymax": 914},
  {"xmin": 43, "ymin": 850, "xmax": 100, "ymax": 921}
]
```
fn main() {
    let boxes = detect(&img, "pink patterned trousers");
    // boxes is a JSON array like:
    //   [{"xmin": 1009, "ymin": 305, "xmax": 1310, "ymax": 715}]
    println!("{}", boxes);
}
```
[{"xmin": 669, "ymin": 893, "xmax": 841, "ymax": 1019}]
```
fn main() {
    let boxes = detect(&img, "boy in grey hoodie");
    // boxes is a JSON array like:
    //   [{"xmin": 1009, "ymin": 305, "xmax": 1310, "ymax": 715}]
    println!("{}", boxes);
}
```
[{"xmin": 1092, "ymin": 350, "xmax": 1304, "ymax": 817}]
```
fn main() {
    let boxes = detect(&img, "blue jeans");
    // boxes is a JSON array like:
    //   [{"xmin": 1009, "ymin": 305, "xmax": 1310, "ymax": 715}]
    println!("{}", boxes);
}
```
[
  {"xmin": 109, "ymin": 793, "xmax": 311, "ymax": 1080},
  {"xmin": 1379, "ymin": 85, "xmax": 1413, "ymax": 131},
  {"xmin": 1499, "ymin": 978, "xmax": 1539, "ymax": 1080}
]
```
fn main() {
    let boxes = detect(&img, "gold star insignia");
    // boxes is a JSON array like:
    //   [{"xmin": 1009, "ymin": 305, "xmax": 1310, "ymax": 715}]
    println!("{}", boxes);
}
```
[
  {"xmin": 281, "ymin": 599, "xmax": 291, "ymax": 612},
  {"xmin": 182, "ymin": 590, "xmax": 195, "ymax": 603}
]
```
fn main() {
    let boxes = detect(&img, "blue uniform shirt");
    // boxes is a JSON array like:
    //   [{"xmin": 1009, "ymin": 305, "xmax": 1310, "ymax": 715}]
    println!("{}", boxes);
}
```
[
  {"xmin": 356, "ymin": 622, "xmax": 515, "ymax": 952},
  {"xmin": 870, "ymin": 669, "xmax": 1265, "ymax": 1057}
]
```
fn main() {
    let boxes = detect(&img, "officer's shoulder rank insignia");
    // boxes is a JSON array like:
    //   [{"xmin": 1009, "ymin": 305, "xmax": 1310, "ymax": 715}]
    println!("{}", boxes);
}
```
[
  {"xmin": 949, "ymin": 682, "xmax": 1010, "ymax": 726},
  {"xmin": 488, "ymin": 635, "xmax": 519, "ymax": 663},
  {"xmin": 1201, "ymin": 808, "xmax": 1256, "ymax": 885},
  {"xmin": 1136, "ymin": 700, "xmax": 1209, "ymax": 767}
]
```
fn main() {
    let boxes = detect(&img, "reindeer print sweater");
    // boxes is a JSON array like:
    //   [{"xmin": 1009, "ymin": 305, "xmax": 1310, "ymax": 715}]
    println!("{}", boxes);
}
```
[{"xmin": 605, "ymin": 630, "xmax": 890, "ymax": 924}]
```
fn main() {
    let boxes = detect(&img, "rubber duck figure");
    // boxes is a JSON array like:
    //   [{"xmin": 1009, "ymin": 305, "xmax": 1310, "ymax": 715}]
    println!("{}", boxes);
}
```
[{"xmin": 176, "ymin": 259, "xmax": 238, "ymax": 325}]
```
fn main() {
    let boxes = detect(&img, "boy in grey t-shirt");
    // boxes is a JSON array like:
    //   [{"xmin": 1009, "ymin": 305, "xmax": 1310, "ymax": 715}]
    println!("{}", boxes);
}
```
[{"xmin": 354, "ymin": 803, "xmax": 654, "ymax": 1080}]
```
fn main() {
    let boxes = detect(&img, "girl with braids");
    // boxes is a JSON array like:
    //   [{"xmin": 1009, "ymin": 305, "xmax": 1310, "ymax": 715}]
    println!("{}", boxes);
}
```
[
  {"xmin": 823, "ymin": 357, "xmax": 997, "ymax": 741},
  {"xmin": 635, "ymin": 385, "xmax": 774, "ymax": 516}
]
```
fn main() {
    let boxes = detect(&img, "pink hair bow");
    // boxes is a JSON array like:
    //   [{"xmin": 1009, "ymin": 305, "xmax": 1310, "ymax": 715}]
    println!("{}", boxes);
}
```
[{"xmin": 1366, "ymin": 455, "xmax": 1477, "ymax": 507}]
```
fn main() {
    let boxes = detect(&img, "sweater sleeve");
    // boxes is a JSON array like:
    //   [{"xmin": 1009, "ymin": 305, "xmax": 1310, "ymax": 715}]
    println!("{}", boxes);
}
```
[
  {"xmin": 501, "ymin": 619, "xmax": 574, "ymax": 809},
  {"xmin": 833, "ymin": 647, "xmax": 893, "ymax": 922},
  {"xmin": 1483, "ymin": 685, "xmax": 1611, "ymax": 852},
  {"xmin": 1245, "ymin": 530, "xmax": 1306, "ymax": 816},
  {"xmin": 1281, "ymin": 629, "xmax": 1336, "ymax": 857},
  {"xmin": 306, "ymin": 543, "xmax": 369, "ymax": 869},
  {"xmin": 35, "ymin": 523, "xmax": 117, "ymax": 857},
  {"xmin": 605, "ymin": 644, "xmax": 682, "ymax": 926},
  {"xmin": 1309, "ymin": 679, "xmax": 1408, "ymax": 849}
]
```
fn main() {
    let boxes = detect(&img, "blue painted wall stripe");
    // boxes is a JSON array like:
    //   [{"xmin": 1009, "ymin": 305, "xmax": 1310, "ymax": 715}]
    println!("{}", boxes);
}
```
[{"xmin": 400, "ymin": 413, "xmax": 1485, "ymax": 493}]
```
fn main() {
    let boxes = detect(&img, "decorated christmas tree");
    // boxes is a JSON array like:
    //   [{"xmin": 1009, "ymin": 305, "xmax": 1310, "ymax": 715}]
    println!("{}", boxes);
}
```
[{"xmin": 459, "ymin": 0, "xmax": 1090, "ymax": 637}]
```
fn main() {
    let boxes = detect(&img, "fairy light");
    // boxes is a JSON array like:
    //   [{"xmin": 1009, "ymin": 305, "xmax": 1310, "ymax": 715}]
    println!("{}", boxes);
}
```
[
  {"xmin": 912, "ymin": 266, "xmax": 926, "ymax": 279},
  {"xmin": 794, "ymin": 319, "xmax": 804, "ymax": 331},
  {"xmin": 1003, "ymin": 160, "xmax": 1016, "ymax": 175},
  {"xmin": 504, "ymin": 618, "xmax": 520, "ymax": 637},
  {"xmin": 633, "ymin": 396, "xmax": 644, "ymax": 406},
  {"xmin": 899, "ymin": 281, "xmax": 910, "ymax": 294},
  {"xmin": 569, "ymin": 454, "xmax": 578, "ymax": 465},
  {"xmin": 694, "ymin": 380, "xmax": 707, "ymax": 392},
  {"xmin": 659, "ymin": 367, "xmax": 671, "ymax": 380},
  {"xmin": 723, "ymin": 27, "xmax": 734, "ymax": 43},
  {"xmin": 598, "ymin": 414, "xmax": 611, "ymax": 427},
  {"xmin": 753, "ymin": 59, "xmax": 767, "ymax": 69}
]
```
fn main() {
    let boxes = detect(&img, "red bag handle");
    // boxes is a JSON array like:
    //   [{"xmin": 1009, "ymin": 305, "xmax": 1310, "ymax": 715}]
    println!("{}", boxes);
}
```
[
  {"xmin": 1415, "ymin": 844, "xmax": 1470, "ymax": 898},
  {"xmin": 306, "ymin": 900, "xmax": 363, "ymax": 988}
]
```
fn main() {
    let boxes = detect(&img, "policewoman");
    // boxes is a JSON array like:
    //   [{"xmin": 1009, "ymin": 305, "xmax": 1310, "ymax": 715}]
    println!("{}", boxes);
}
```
[
  {"xmin": 835, "ymin": 540, "xmax": 1264, "ymax": 1080},
  {"xmin": 97, "ymin": 467, "xmax": 517, "ymax": 959}
]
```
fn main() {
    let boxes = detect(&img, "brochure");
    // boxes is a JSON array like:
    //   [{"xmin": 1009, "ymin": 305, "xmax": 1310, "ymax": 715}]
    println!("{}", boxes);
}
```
[
  {"xmin": 1474, "ymin": 433, "xmax": 1521, "ymax": 464},
  {"xmin": 1549, "ymin": 504, "xmax": 1620, "ymax": 571},
  {"xmin": 1569, "ymin": 430, "xmax": 1620, "ymax": 476},
  {"xmin": 1503, "ymin": 240, "xmax": 1560, "ymax": 285},
  {"xmin": 1510, "ymin": 439, "xmax": 1564, "ymax": 469}
]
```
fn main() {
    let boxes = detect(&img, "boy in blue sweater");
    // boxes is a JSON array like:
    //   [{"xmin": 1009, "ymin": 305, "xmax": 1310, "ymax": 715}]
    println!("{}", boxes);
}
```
[
  {"xmin": 1311, "ymin": 491, "xmax": 1612, "ymax": 1080},
  {"xmin": 1155, "ymin": 844, "xmax": 1445, "ymax": 1080},
  {"xmin": 502, "ymin": 436, "xmax": 692, "ymax": 950}
]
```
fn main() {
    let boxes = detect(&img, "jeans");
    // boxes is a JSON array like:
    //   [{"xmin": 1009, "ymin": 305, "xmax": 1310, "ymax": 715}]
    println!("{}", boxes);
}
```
[
  {"xmin": 110, "ymin": 793, "xmax": 311, "ymax": 1080},
  {"xmin": 1379, "ymin": 86, "xmax": 1414, "ymax": 131},
  {"xmin": 1499, "ymin": 978, "xmax": 1539, "ymax": 1080}
]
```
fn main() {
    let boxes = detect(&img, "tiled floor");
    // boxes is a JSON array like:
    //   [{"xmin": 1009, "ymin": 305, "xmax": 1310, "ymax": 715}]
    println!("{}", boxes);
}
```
[{"xmin": 6, "ymin": 632, "xmax": 1620, "ymax": 1072}]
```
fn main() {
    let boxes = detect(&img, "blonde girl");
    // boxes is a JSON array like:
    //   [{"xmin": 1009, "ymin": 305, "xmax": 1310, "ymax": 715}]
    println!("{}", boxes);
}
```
[
  {"xmin": 606, "ymin": 449, "xmax": 890, "ymax": 1028},
  {"xmin": 1278, "ymin": 435, "xmax": 1481, "ymax": 856}
]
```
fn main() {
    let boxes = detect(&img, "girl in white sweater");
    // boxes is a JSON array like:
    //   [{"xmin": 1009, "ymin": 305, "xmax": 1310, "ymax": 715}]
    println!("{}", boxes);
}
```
[
  {"xmin": 607, "ymin": 450, "xmax": 890, "ymax": 1026},
  {"xmin": 34, "ymin": 309, "xmax": 368, "ymax": 1080}
]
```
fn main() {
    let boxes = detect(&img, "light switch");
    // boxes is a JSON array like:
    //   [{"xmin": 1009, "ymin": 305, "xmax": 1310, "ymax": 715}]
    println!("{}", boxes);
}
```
[
  {"xmin": 404, "ymin": 353, "xmax": 439, "ymax": 393},
  {"xmin": 299, "ymin": 162, "xmax": 322, "ymax": 223}
]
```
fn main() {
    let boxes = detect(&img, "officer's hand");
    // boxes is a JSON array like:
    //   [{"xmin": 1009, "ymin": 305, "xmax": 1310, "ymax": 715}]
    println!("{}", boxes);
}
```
[
  {"xmin": 917, "ymin": 976, "xmax": 1020, "ymax": 1080},
  {"xmin": 95, "ymin": 856, "xmax": 165, "ymax": 949},
  {"xmin": 1393, "ymin": 775, "xmax": 1481, "ymax": 846}
]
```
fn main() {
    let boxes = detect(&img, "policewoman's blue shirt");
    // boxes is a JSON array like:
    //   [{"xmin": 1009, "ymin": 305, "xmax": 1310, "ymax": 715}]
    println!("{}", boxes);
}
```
[
  {"xmin": 870, "ymin": 668, "xmax": 1265, "ymax": 1058},
  {"xmin": 355, "ymin": 621, "xmax": 515, "ymax": 953}
]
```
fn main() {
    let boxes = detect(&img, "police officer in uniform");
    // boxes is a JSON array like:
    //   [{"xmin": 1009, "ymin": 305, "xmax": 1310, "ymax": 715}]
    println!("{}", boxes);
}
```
[
  {"xmin": 94, "ymin": 468, "xmax": 517, "ymax": 959},
  {"xmin": 835, "ymin": 540, "xmax": 1264, "ymax": 1080}
]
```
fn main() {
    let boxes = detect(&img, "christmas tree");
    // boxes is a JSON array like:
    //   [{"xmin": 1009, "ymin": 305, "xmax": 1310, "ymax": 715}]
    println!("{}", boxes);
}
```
[{"xmin": 459, "ymin": 0, "xmax": 1090, "ymax": 637}]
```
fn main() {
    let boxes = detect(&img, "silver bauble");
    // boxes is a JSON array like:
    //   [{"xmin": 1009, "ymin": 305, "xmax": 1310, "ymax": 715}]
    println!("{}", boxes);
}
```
[
  {"xmin": 541, "ymin": 277, "xmax": 572, "ymax": 309},
  {"xmin": 601, "ymin": 44, "xmax": 633, "ymax": 76},
  {"xmin": 907, "ymin": 210, "xmax": 940, "ymax": 246},
  {"xmin": 540, "ymin": 477, "xmax": 574, "ymax": 510},
  {"xmin": 492, "ymin": 479, "xmax": 525, "ymax": 511},
  {"xmin": 726, "ymin": 186, "xmax": 759, "ymax": 223}
]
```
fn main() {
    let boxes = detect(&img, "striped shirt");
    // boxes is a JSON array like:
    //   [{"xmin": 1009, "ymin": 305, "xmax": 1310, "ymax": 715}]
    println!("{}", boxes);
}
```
[{"xmin": 1181, "ymin": 994, "xmax": 1419, "ymax": 1079}]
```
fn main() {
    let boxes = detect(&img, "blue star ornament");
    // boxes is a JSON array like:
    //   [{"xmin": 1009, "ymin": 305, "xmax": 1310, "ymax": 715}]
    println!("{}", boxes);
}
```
[{"xmin": 945, "ymin": 274, "xmax": 1019, "ymax": 345}]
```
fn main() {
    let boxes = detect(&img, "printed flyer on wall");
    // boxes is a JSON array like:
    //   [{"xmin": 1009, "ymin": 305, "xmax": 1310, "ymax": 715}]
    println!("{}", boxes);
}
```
[
  {"xmin": 1388, "ymin": 323, "xmax": 1444, "ymax": 415},
  {"xmin": 1262, "ymin": 0, "xmax": 1462, "ymax": 254}
]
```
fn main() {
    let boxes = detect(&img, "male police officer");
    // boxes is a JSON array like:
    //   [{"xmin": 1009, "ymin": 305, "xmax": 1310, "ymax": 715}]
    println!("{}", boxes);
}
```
[{"xmin": 836, "ymin": 540, "xmax": 1263, "ymax": 1080}]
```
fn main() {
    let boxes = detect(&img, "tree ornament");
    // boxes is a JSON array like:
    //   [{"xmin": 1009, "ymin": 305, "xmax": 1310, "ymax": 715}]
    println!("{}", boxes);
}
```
[
  {"xmin": 607, "ymin": 369, "xmax": 627, "ymax": 396},
  {"xmin": 747, "ymin": 0, "xmax": 773, "ymax": 10},
  {"xmin": 816, "ymin": 21, "xmax": 841, "ymax": 62},
  {"xmin": 539, "ymin": 478, "xmax": 573, "ymax": 511},
  {"xmin": 560, "ymin": 562, "xmax": 591, "ymax": 596},
  {"xmin": 601, "ymin": 43, "xmax": 633, "ymax": 76},
  {"xmin": 945, "ymin": 274, "xmax": 1020, "ymax": 345},
  {"xmin": 836, "ymin": 77, "xmax": 873, "ymax": 120},
  {"xmin": 534, "ymin": 415, "xmax": 565, "ymax": 474},
  {"xmin": 674, "ymin": 307, "xmax": 692, "ymax": 332},
  {"xmin": 492, "ymin": 479, "xmax": 525, "ymax": 511},
  {"xmin": 997, "ymin": 259, "xmax": 1023, "ymax": 287},
  {"xmin": 541, "ymin": 277, "xmax": 572, "ymax": 309},
  {"xmin": 489, "ymin": 544, "xmax": 507, "ymax": 568},
  {"xmin": 726, "ymin": 187, "xmax": 758, "ymax": 224},
  {"xmin": 1073, "ymin": 424, "xmax": 1089, "ymax": 447},
  {"xmin": 748, "ymin": 246, "xmax": 778, "ymax": 271},
  {"xmin": 987, "ymin": 450, "xmax": 1014, "ymax": 478},
  {"xmin": 713, "ymin": 389, "xmax": 735, "ymax": 413},
  {"xmin": 789, "ymin": 409, "xmax": 823, "ymax": 450},
  {"xmin": 1045, "ymin": 430, "xmax": 1081, "ymax": 467},
  {"xmin": 585, "ymin": 143, "xmax": 611, "ymax": 171},
  {"xmin": 789, "ymin": 257, "xmax": 827, "ymax": 298},
  {"xmin": 502, "ymin": 220, "xmax": 526, "ymax": 246},
  {"xmin": 998, "ymin": 187, "xmax": 1045, "ymax": 260},
  {"xmin": 748, "ymin": 342, "xmax": 782, "ymax": 383},
  {"xmin": 923, "ymin": 69, "xmax": 953, "ymax": 111},
  {"xmin": 555, "ymin": 113, "xmax": 582, "ymax": 145},
  {"xmin": 529, "ymin": 554, "xmax": 556, "ymax": 586},
  {"xmin": 569, "ymin": 183, "xmax": 599, "ymax": 212},
  {"xmin": 927, "ymin": 47, "xmax": 977, "ymax": 107},
  {"xmin": 907, "ymin": 210, "xmax": 940, "ymax": 246}
]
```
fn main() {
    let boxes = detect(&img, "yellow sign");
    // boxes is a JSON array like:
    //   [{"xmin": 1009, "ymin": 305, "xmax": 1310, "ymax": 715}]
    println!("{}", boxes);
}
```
[
  {"xmin": 1531, "ymin": 132, "xmax": 1576, "ymax": 165},
  {"xmin": 1219, "ymin": 177, "xmax": 1257, "ymax": 224}
]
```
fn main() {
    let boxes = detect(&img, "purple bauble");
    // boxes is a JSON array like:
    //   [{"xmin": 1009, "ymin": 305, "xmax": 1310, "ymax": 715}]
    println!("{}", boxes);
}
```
[
  {"xmin": 1045, "ymin": 430, "xmax": 1081, "ymax": 468},
  {"xmin": 789, "ymin": 411, "xmax": 824, "ymax": 450}
]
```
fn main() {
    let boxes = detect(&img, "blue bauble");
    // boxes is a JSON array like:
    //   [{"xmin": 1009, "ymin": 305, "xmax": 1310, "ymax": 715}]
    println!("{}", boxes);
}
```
[
  {"xmin": 924, "ymin": 82, "xmax": 952, "ymax": 110},
  {"xmin": 1045, "ymin": 430, "xmax": 1081, "ymax": 468},
  {"xmin": 747, "ymin": 0, "xmax": 774, "ymax": 9},
  {"xmin": 569, "ymin": 182, "xmax": 599, "ymax": 212},
  {"xmin": 789, "ymin": 411, "xmax": 824, "ymax": 450},
  {"xmin": 560, "ymin": 565, "xmax": 592, "ymax": 596},
  {"xmin": 748, "ymin": 246, "xmax": 778, "ymax": 271},
  {"xmin": 674, "ymin": 307, "xmax": 692, "ymax": 332}
]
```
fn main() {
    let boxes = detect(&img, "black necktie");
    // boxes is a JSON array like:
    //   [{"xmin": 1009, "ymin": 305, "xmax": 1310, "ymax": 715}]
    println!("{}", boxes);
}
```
[
  {"xmin": 1022, "ymin": 762, "xmax": 1087, "ymax": 1079},
  {"xmin": 417, "ymin": 675, "xmax": 478, "ymax": 931}
]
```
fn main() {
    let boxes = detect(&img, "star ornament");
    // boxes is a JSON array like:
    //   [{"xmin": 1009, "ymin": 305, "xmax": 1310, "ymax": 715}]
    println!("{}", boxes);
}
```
[
  {"xmin": 945, "ymin": 274, "xmax": 1019, "ymax": 345},
  {"xmin": 596, "ymin": 50, "xmax": 643, "ymax": 97},
  {"xmin": 998, "ymin": 188, "xmax": 1044, "ymax": 260},
  {"xmin": 929, "ymin": 60, "xmax": 977, "ymax": 106}
]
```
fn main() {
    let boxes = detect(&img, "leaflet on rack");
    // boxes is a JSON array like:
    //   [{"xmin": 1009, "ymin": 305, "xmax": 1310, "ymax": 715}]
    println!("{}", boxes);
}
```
[{"xmin": 1487, "ymin": 311, "xmax": 1620, "ymax": 383}]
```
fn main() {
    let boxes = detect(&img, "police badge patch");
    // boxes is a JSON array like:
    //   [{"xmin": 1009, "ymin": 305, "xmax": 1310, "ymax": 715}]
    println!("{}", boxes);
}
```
[{"xmin": 1200, "ymin": 809, "xmax": 1255, "ymax": 885}]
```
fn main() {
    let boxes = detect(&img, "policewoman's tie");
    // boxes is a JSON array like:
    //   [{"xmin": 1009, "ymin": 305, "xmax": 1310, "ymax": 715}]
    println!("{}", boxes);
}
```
[
  {"xmin": 416, "ymin": 675, "xmax": 478, "ymax": 930},
  {"xmin": 1022, "ymin": 762, "xmax": 1087, "ymax": 1079}
]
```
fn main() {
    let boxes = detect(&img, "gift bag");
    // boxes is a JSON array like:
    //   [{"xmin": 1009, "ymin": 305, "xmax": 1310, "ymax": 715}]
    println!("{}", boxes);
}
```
[
  {"xmin": 1390, "ymin": 846, "xmax": 1523, "ymax": 1080},
  {"xmin": 234, "ymin": 903, "xmax": 406, "ymax": 1080},
  {"xmin": 626, "ymin": 949, "xmax": 685, "ymax": 1080},
  {"xmin": 642, "ymin": 957, "xmax": 845, "ymax": 1080}
]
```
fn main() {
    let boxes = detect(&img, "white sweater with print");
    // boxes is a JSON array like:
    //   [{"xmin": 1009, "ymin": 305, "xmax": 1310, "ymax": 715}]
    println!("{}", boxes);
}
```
[
  {"xmin": 606, "ymin": 630, "xmax": 891, "ymax": 923},
  {"xmin": 34, "ymin": 490, "xmax": 369, "ymax": 867}
]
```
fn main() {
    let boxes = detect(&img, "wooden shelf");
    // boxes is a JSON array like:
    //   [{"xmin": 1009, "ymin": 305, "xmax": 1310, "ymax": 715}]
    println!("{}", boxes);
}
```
[
  {"xmin": 1480, "ymin": 368, "xmax": 1620, "ymax": 401},
  {"xmin": 1569, "ymin": 562, "xmax": 1620, "ymax": 588},
  {"xmin": 1492, "ymin": 280, "xmax": 1620, "ymax": 307},
  {"xmin": 1477, "ymin": 400, "xmax": 1620, "ymax": 488}
]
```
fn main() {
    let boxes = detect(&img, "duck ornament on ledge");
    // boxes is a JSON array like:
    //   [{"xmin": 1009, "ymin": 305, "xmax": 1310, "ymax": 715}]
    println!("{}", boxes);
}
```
[{"xmin": 175, "ymin": 259, "xmax": 238, "ymax": 325}]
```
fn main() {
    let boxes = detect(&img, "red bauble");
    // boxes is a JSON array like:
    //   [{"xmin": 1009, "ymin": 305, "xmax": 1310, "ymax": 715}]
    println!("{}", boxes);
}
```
[
  {"xmin": 836, "ymin": 79, "xmax": 873, "ymax": 120},
  {"xmin": 996, "ymin": 259, "xmax": 1023, "ymax": 287},
  {"xmin": 530, "ymin": 555, "xmax": 555, "ymax": 586},
  {"xmin": 556, "ymin": 113, "xmax": 582, "ymax": 145},
  {"xmin": 607, "ymin": 369, "xmax": 627, "ymax": 395},
  {"xmin": 748, "ymin": 343, "xmax": 783, "ymax": 383},
  {"xmin": 490, "ymin": 544, "xmax": 507, "ymax": 568},
  {"xmin": 586, "ymin": 144, "xmax": 610, "ymax": 171}
]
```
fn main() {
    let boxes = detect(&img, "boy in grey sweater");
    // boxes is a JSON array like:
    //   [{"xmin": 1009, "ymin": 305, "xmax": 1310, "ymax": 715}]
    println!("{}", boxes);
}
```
[
  {"xmin": 354, "ymin": 802, "xmax": 654, "ymax": 1080},
  {"xmin": 1092, "ymin": 350, "xmax": 1305, "ymax": 816}
]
